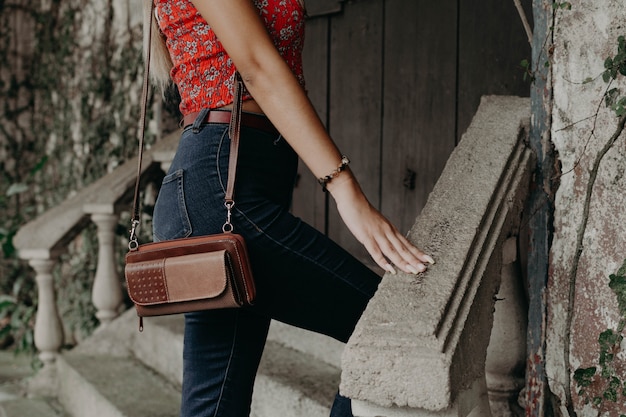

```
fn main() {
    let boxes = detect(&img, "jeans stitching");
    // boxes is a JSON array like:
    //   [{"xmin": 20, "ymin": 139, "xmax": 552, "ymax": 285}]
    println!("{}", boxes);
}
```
[
  {"xmin": 153, "ymin": 169, "xmax": 193, "ymax": 241},
  {"xmin": 176, "ymin": 171, "xmax": 193, "ymax": 238}
]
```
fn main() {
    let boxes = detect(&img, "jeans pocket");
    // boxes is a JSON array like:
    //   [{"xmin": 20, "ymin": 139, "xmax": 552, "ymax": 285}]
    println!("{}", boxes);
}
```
[{"xmin": 153, "ymin": 169, "xmax": 193, "ymax": 241}]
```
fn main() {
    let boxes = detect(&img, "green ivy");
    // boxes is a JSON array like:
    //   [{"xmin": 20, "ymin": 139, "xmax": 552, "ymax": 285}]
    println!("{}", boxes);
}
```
[
  {"xmin": 573, "ymin": 258, "xmax": 626, "ymax": 416},
  {"xmin": 552, "ymin": 2, "xmax": 572, "ymax": 10},
  {"xmin": 603, "ymin": 36, "xmax": 626, "ymax": 117}
]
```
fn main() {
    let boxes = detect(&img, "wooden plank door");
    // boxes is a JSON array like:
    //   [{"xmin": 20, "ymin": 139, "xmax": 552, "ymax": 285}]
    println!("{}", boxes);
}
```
[
  {"xmin": 292, "ymin": 0, "xmax": 531, "ymax": 269},
  {"xmin": 326, "ymin": 0, "xmax": 385, "ymax": 265},
  {"xmin": 381, "ymin": 0, "xmax": 458, "ymax": 234}
]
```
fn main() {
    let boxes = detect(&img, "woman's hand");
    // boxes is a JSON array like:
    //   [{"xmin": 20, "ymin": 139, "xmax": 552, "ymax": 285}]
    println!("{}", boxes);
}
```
[{"xmin": 327, "ymin": 172, "xmax": 435, "ymax": 275}]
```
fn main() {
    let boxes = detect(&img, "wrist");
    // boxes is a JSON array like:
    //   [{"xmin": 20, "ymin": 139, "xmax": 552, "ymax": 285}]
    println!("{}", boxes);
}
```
[
  {"xmin": 325, "ymin": 169, "xmax": 365, "ymax": 204},
  {"xmin": 317, "ymin": 155, "xmax": 350, "ymax": 192}
]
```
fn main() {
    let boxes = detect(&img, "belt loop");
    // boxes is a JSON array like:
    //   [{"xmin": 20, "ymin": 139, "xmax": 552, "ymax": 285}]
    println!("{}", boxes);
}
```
[{"xmin": 192, "ymin": 108, "xmax": 210, "ymax": 133}]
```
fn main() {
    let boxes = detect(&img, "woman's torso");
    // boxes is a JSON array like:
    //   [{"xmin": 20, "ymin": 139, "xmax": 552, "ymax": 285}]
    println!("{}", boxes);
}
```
[{"xmin": 155, "ymin": 0, "xmax": 306, "ymax": 115}]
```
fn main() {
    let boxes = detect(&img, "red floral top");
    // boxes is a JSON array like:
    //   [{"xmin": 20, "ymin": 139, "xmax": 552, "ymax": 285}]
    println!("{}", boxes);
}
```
[{"xmin": 154, "ymin": 0, "xmax": 306, "ymax": 115}]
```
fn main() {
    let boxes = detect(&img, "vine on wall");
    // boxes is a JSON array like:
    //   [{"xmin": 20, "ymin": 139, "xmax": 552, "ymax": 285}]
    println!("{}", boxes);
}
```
[{"xmin": 568, "ymin": 34, "xmax": 626, "ymax": 417}]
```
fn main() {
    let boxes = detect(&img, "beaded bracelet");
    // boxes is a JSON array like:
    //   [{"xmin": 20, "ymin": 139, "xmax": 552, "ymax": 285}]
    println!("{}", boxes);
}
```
[{"xmin": 318, "ymin": 155, "xmax": 350, "ymax": 191}]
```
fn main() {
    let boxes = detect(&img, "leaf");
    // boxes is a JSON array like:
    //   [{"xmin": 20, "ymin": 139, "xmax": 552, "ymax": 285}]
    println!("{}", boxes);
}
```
[
  {"xmin": 6, "ymin": 183, "xmax": 28, "ymax": 197},
  {"xmin": 599, "ymin": 329, "xmax": 619, "ymax": 349},
  {"xmin": 605, "ymin": 88, "xmax": 620, "ymax": 107},
  {"xmin": 603, "ymin": 390, "xmax": 617, "ymax": 402},
  {"xmin": 0, "ymin": 299, "xmax": 16, "ymax": 318},
  {"xmin": 603, "ymin": 382, "xmax": 618, "ymax": 402},
  {"xmin": 608, "ymin": 376, "xmax": 621, "ymax": 391},
  {"xmin": 552, "ymin": 1, "xmax": 572, "ymax": 9},
  {"xmin": 609, "ymin": 271, "xmax": 626, "ymax": 316},
  {"xmin": 573, "ymin": 367, "xmax": 597, "ymax": 387}
]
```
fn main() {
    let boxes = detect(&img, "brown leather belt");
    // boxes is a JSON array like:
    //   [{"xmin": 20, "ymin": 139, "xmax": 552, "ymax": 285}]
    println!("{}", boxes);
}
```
[{"xmin": 182, "ymin": 110, "xmax": 278, "ymax": 136}]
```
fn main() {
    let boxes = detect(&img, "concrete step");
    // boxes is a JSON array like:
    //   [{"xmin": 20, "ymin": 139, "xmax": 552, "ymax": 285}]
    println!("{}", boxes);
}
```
[
  {"xmin": 0, "ymin": 397, "xmax": 66, "ymax": 417},
  {"xmin": 57, "ymin": 353, "xmax": 180, "ymax": 417},
  {"xmin": 57, "ymin": 309, "xmax": 343, "ymax": 417},
  {"xmin": 253, "ymin": 340, "xmax": 339, "ymax": 417},
  {"xmin": 266, "ymin": 321, "xmax": 345, "ymax": 370},
  {"xmin": 0, "ymin": 349, "xmax": 67, "ymax": 417}
]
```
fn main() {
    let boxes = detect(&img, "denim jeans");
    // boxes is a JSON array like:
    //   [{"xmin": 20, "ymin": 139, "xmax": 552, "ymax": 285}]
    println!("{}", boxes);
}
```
[{"xmin": 152, "ymin": 114, "xmax": 381, "ymax": 417}]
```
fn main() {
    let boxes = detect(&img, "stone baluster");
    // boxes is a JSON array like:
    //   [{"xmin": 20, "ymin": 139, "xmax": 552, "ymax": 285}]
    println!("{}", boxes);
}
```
[
  {"xmin": 30, "ymin": 258, "xmax": 64, "ymax": 365},
  {"xmin": 485, "ymin": 236, "xmax": 528, "ymax": 416},
  {"xmin": 91, "ymin": 213, "xmax": 123, "ymax": 325}
]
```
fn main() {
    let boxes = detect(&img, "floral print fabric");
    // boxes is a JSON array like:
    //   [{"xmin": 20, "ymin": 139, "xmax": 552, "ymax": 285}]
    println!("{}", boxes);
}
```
[{"xmin": 155, "ymin": 0, "xmax": 306, "ymax": 115}]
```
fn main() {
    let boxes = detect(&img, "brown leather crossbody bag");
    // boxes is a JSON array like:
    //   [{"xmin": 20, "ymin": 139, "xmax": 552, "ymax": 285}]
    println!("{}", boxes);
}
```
[{"xmin": 124, "ymin": 3, "xmax": 255, "ymax": 330}]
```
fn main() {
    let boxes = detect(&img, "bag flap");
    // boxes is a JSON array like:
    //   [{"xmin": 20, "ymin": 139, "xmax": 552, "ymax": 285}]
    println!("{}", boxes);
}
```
[
  {"xmin": 125, "ymin": 250, "xmax": 230, "ymax": 306},
  {"xmin": 164, "ymin": 250, "xmax": 229, "ymax": 303}
]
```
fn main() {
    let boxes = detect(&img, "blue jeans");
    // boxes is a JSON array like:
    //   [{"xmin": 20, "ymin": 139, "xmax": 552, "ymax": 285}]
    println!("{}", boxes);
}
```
[{"xmin": 152, "ymin": 114, "xmax": 381, "ymax": 417}]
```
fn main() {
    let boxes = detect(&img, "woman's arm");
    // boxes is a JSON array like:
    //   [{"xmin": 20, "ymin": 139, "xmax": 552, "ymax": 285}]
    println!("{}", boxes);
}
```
[{"xmin": 190, "ymin": 0, "xmax": 434, "ymax": 274}]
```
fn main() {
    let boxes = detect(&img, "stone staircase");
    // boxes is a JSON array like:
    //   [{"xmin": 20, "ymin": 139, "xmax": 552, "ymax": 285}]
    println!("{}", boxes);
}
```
[{"xmin": 49, "ymin": 309, "xmax": 345, "ymax": 417}]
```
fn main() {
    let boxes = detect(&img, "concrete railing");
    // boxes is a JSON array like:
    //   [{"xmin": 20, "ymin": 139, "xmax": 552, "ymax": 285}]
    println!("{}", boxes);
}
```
[
  {"xmin": 341, "ymin": 96, "xmax": 532, "ymax": 417},
  {"xmin": 12, "ymin": 132, "xmax": 178, "ymax": 371}
]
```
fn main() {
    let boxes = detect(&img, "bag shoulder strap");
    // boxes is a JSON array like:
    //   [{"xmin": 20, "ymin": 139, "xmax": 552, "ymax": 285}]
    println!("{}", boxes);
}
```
[{"xmin": 129, "ymin": 1, "xmax": 243, "ymax": 249}]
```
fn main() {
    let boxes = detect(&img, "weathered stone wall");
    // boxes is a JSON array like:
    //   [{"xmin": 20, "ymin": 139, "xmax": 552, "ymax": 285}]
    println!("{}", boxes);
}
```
[{"xmin": 547, "ymin": 1, "xmax": 626, "ymax": 416}]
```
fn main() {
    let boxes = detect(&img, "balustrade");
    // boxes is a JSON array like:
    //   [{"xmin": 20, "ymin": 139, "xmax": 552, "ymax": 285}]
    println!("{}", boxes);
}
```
[{"xmin": 13, "ymin": 132, "xmax": 178, "ymax": 372}]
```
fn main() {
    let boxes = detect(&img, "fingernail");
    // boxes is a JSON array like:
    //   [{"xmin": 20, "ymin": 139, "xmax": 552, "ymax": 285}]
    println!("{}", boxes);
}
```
[
  {"xmin": 425, "ymin": 255, "xmax": 435, "ymax": 265},
  {"xmin": 407, "ymin": 265, "xmax": 420, "ymax": 274},
  {"xmin": 384, "ymin": 264, "xmax": 397, "ymax": 275}
]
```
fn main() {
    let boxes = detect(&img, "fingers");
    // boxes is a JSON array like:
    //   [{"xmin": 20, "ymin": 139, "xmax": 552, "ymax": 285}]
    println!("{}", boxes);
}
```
[
  {"xmin": 385, "ymin": 231, "xmax": 435, "ymax": 273},
  {"xmin": 362, "ymin": 240, "xmax": 399, "ymax": 275},
  {"xmin": 332, "ymin": 187, "xmax": 435, "ymax": 275},
  {"xmin": 364, "ymin": 220, "xmax": 434, "ymax": 276}
]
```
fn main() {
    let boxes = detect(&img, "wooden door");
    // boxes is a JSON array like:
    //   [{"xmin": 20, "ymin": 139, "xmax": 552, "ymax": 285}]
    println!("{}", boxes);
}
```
[{"xmin": 292, "ymin": 0, "xmax": 531, "ymax": 268}]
